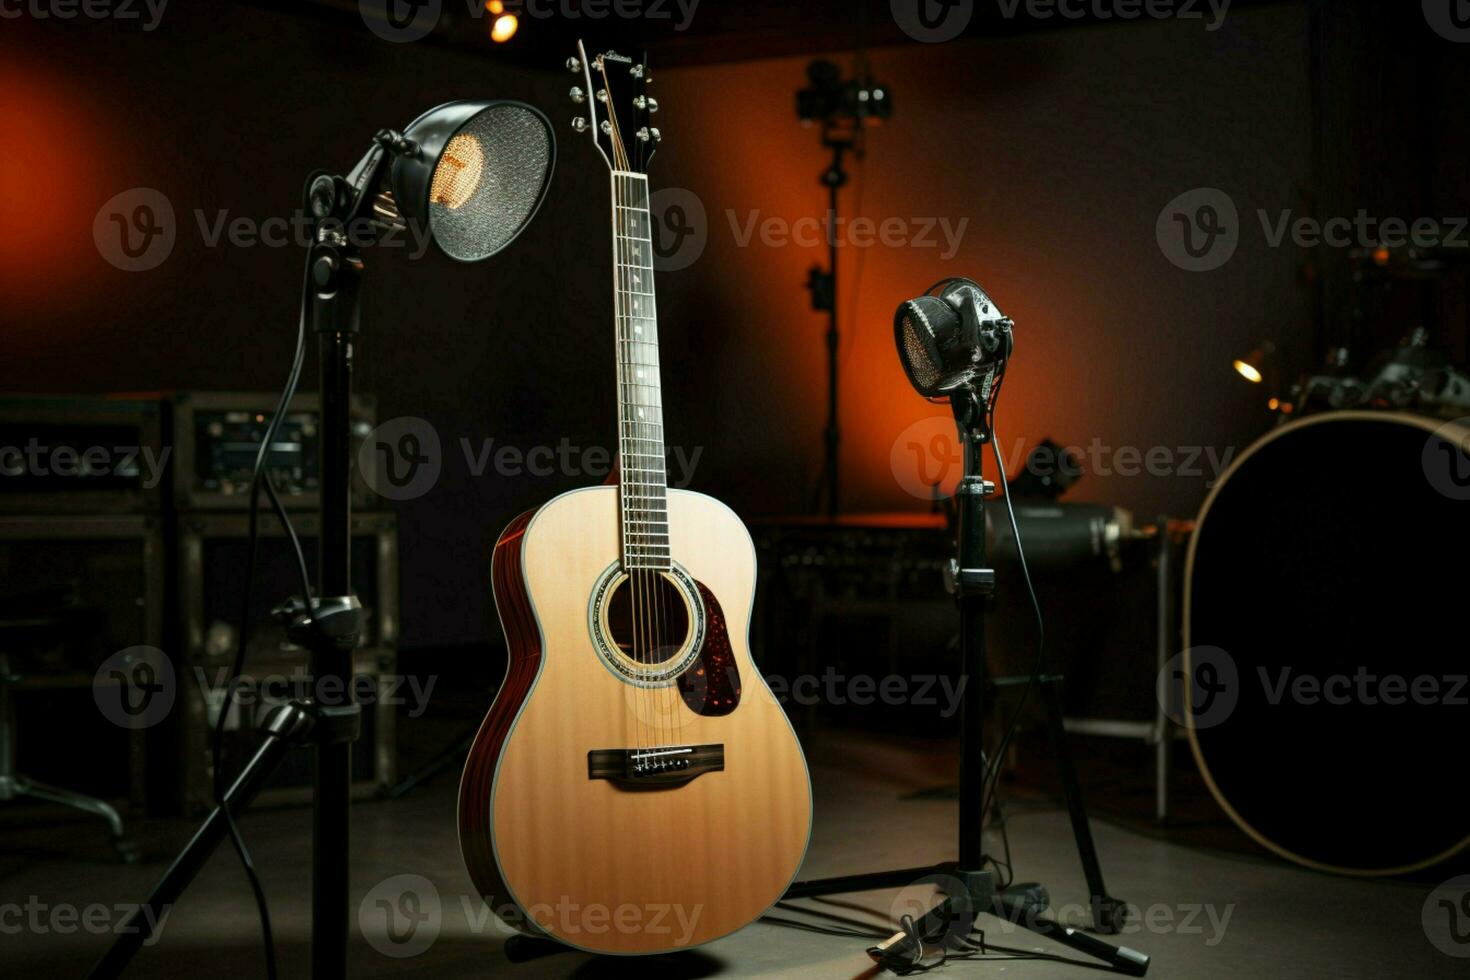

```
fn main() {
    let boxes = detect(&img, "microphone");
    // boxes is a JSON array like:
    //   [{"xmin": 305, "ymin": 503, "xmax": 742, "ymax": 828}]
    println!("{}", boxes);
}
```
[{"xmin": 894, "ymin": 278, "xmax": 1013, "ymax": 398}]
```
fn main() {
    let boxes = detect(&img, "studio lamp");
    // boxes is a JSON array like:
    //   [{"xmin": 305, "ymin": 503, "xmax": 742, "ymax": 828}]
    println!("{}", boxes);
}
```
[
  {"xmin": 317, "ymin": 99, "xmax": 554, "ymax": 262},
  {"xmin": 95, "ymin": 99, "xmax": 555, "ymax": 980}
]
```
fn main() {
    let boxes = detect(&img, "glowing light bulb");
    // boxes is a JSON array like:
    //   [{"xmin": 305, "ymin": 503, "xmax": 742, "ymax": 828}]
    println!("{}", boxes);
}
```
[
  {"xmin": 490, "ymin": 13, "xmax": 518, "ymax": 42},
  {"xmin": 1233, "ymin": 359, "xmax": 1263, "ymax": 384}
]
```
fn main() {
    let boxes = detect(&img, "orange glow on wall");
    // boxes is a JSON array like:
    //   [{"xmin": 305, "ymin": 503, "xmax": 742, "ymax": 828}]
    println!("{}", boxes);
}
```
[{"xmin": 0, "ymin": 57, "xmax": 114, "ymax": 323}]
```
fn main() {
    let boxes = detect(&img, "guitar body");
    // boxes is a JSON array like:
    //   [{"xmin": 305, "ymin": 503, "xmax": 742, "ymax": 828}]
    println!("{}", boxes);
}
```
[{"xmin": 458, "ymin": 485, "xmax": 812, "ymax": 954}]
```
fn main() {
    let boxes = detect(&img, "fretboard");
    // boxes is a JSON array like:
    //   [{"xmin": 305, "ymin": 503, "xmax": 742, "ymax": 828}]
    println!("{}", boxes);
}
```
[{"xmin": 611, "ymin": 171, "xmax": 669, "ymax": 570}]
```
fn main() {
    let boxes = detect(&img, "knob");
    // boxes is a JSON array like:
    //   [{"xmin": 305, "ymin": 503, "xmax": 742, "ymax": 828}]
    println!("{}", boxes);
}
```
[
  {"xmin": 600, "ymin": 120, "xmax": 612, "ymax": 134},
  {"xmin": 596, "ymin": 88, "xmax": 608, "ymax": 103},
  {"xmin": 649, "ymin": 127, "xmax": 662, "ymax": 141},
  {"xmin": 647, "ymin": 97, "xmax": 659, "ymax": 113},
  {"xmin": 636, "ymin": 127, "xmax": 650, "ymax": 142},
  {"xmin": 566, "ymin": 56, "xmax": 581, "ymax": 72},
  {"xmin": 571, "ymin": 117, "xmax": 588, "ymax": 132},
  {"xmin": 569, "ymin": 86, "xmax": 585, "ymax": 103}
]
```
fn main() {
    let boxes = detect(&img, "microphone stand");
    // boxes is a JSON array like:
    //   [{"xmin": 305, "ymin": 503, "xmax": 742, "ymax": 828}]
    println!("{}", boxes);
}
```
[
  {"xmin": 88, "ymin": 152, "xmax": 387, "ymax": 980},
  {"xmin": 782, "ymin": 362, "xmax": 1149, "ymax": 973}
]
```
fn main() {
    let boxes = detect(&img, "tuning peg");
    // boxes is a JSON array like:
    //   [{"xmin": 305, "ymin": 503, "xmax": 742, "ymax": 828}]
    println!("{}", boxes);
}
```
[
  {"xmin": 569, "ymin": 86, "xmax": 586, "ymax": 103},
  {"xmin": 649, "ymin": 127, "xmax": 662, "ymax": 141},
  {"xmin": 600, "ymin": 120, "xmax": 612, "ymax": 135},
  {"xmin": 630, "ymin": 64, "xmax": 644, "ymax": 79},
  {"xmin": 636, "ymin": 127, "xmax": 651, "ymax": 142},
  {"xmin": 596, "ymin": 89, "xmax": 608, "ymax": 103},
  {"xmin": 571, "ymin": 117, "xmax": 588, "ymax": 133},
  {"xmin": 567, "ymin": 56, "xmax": 581, "ymax": 72},
  {"xmin": 647, "ymin": 97, "xmax": 659, "ymax": 113}
]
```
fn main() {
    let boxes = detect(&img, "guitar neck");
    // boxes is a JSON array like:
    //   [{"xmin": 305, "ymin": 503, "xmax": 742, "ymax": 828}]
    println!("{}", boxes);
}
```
[{"xmin": 611, "ymin": 170, "xmax": 670, "ymax": 570}]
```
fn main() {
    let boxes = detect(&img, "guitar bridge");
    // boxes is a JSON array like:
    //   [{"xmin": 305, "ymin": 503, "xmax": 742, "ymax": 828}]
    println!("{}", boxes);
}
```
[{"xmin": 588, "ymin": 744, "xmax": 723, "ymax": 786}]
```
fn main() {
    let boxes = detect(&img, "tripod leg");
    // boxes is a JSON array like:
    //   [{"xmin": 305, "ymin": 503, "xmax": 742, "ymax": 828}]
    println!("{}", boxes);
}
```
[
  {"xmin": 993, "ymin": 890, "xmax": 1150, "ymax": 976},
  {"xmin": 15, "ymin": 777, "xmax": 137, "ymax": 863},
  {"xmin": 1036, "ymin": 677, "xmax": 1127, "ymax": 933},
  {"xmin": 87, "ymin": 703, "xmax": 314, "ymax": 980}
]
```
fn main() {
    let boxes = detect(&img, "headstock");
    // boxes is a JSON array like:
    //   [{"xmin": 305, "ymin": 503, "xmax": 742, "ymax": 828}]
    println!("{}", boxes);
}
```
[{"xmin": 567, "ymin": 39, "xmax": 660, "ymax": 174}]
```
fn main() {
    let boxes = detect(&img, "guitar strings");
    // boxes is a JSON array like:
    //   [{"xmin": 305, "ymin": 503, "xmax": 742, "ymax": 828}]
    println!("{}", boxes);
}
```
[
  {"xmin": 607, "ymin": 81, "xmax": 678, "ymax": 756},
  {"xmin": 616, "ymin": 167, "xmax": 656, "ymax": 755},
  {"xmin": 607, "ymin": 86, "xmax": 657, "ymax": 756}
]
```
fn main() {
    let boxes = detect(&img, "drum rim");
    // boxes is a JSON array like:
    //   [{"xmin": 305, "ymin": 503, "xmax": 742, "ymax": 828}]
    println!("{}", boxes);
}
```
[{"xmin": 1182, "ymin": 409, "xmax": 1470, "ymax": 877}]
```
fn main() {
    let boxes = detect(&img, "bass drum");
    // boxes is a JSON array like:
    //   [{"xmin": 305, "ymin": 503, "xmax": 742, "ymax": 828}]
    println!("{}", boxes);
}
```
[{"xmin": 1185, "ymin": 411, "xmax": 1470, "ymax": 875}]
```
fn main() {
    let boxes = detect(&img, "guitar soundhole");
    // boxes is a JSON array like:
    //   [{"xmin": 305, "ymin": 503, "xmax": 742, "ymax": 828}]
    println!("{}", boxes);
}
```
[{"xmin": 604, "ymin": 570, "xmax": 693, "ymax": 667}]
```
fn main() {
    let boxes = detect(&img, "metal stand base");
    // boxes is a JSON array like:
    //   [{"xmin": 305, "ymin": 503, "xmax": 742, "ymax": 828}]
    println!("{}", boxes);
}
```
[
  {"xmin": 782, "ymin": 390, "xmax": 1148, "ymax": 975},
  {"xmin": 88, "ymin": 700, "xmax": 334, "ymax": 978},
  {"xmin": 0, "ymin": 653, "xmax": 137, "ymax": 863}
]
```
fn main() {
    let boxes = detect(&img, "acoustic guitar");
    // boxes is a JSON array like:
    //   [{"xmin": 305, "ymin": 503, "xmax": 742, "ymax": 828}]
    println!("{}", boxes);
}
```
[{"xmin": 457, "ymin": 41, "xmax": 812, "ymax": 954}]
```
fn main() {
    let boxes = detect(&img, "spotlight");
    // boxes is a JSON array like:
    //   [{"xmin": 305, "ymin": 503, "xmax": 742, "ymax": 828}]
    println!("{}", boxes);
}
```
[
  {"xmin": 491, "ymin": 13, "xmax": 518, "ymax": 42},
  {"xmin": 796, "ymin": 59, "xmax": 892, "ymax": 127},
  {"xmin": 382, "ymin": 100, "xmax": 554, "ymax": 261}
]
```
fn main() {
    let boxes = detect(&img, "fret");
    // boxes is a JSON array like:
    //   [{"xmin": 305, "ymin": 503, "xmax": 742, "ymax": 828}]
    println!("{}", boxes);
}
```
[{"xmin": 610, "ymin": 171, "xmax": 669, "ymax": 569}]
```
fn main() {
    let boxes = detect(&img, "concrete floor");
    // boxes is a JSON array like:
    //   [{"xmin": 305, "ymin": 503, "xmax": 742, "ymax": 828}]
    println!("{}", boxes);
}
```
[{"xmin": 0, "ymin": 733, "xmax": 1458, "ymax": 978}]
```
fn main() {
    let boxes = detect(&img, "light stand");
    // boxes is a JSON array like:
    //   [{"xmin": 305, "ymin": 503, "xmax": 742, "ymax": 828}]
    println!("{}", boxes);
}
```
[
  {"xmin": 783, "ymin": 282, "xmax": 1149, "ymax": 975},
  {"xmin": 90, "ymin": 149, "xmax": 384, "ymax": 980},
  {"xmin": 805, "ymin": 131, "xmax": 851, "ymax": 519},
  {"xmin": 90, "ymin": 102, "xmax": 554, "ymax": 980},
  {"xmin": 797, "ymin": 56, "xmax": 890, "ymax": 518}
]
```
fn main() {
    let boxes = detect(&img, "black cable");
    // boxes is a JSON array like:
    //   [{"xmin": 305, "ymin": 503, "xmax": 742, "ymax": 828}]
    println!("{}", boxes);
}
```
[
  {"xmin": 207, "ymin": 249, "xmax": 318, "ymax": 980},
  {"xmin": 976, "ymin": 377, "xmax": 1049, "ymax": 839}
]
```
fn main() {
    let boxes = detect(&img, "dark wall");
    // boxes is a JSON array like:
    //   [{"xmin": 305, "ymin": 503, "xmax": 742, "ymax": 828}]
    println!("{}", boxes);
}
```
[{"xmin": 2, "ymin": 1, "xmax": 1460, "ymax": 650}]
